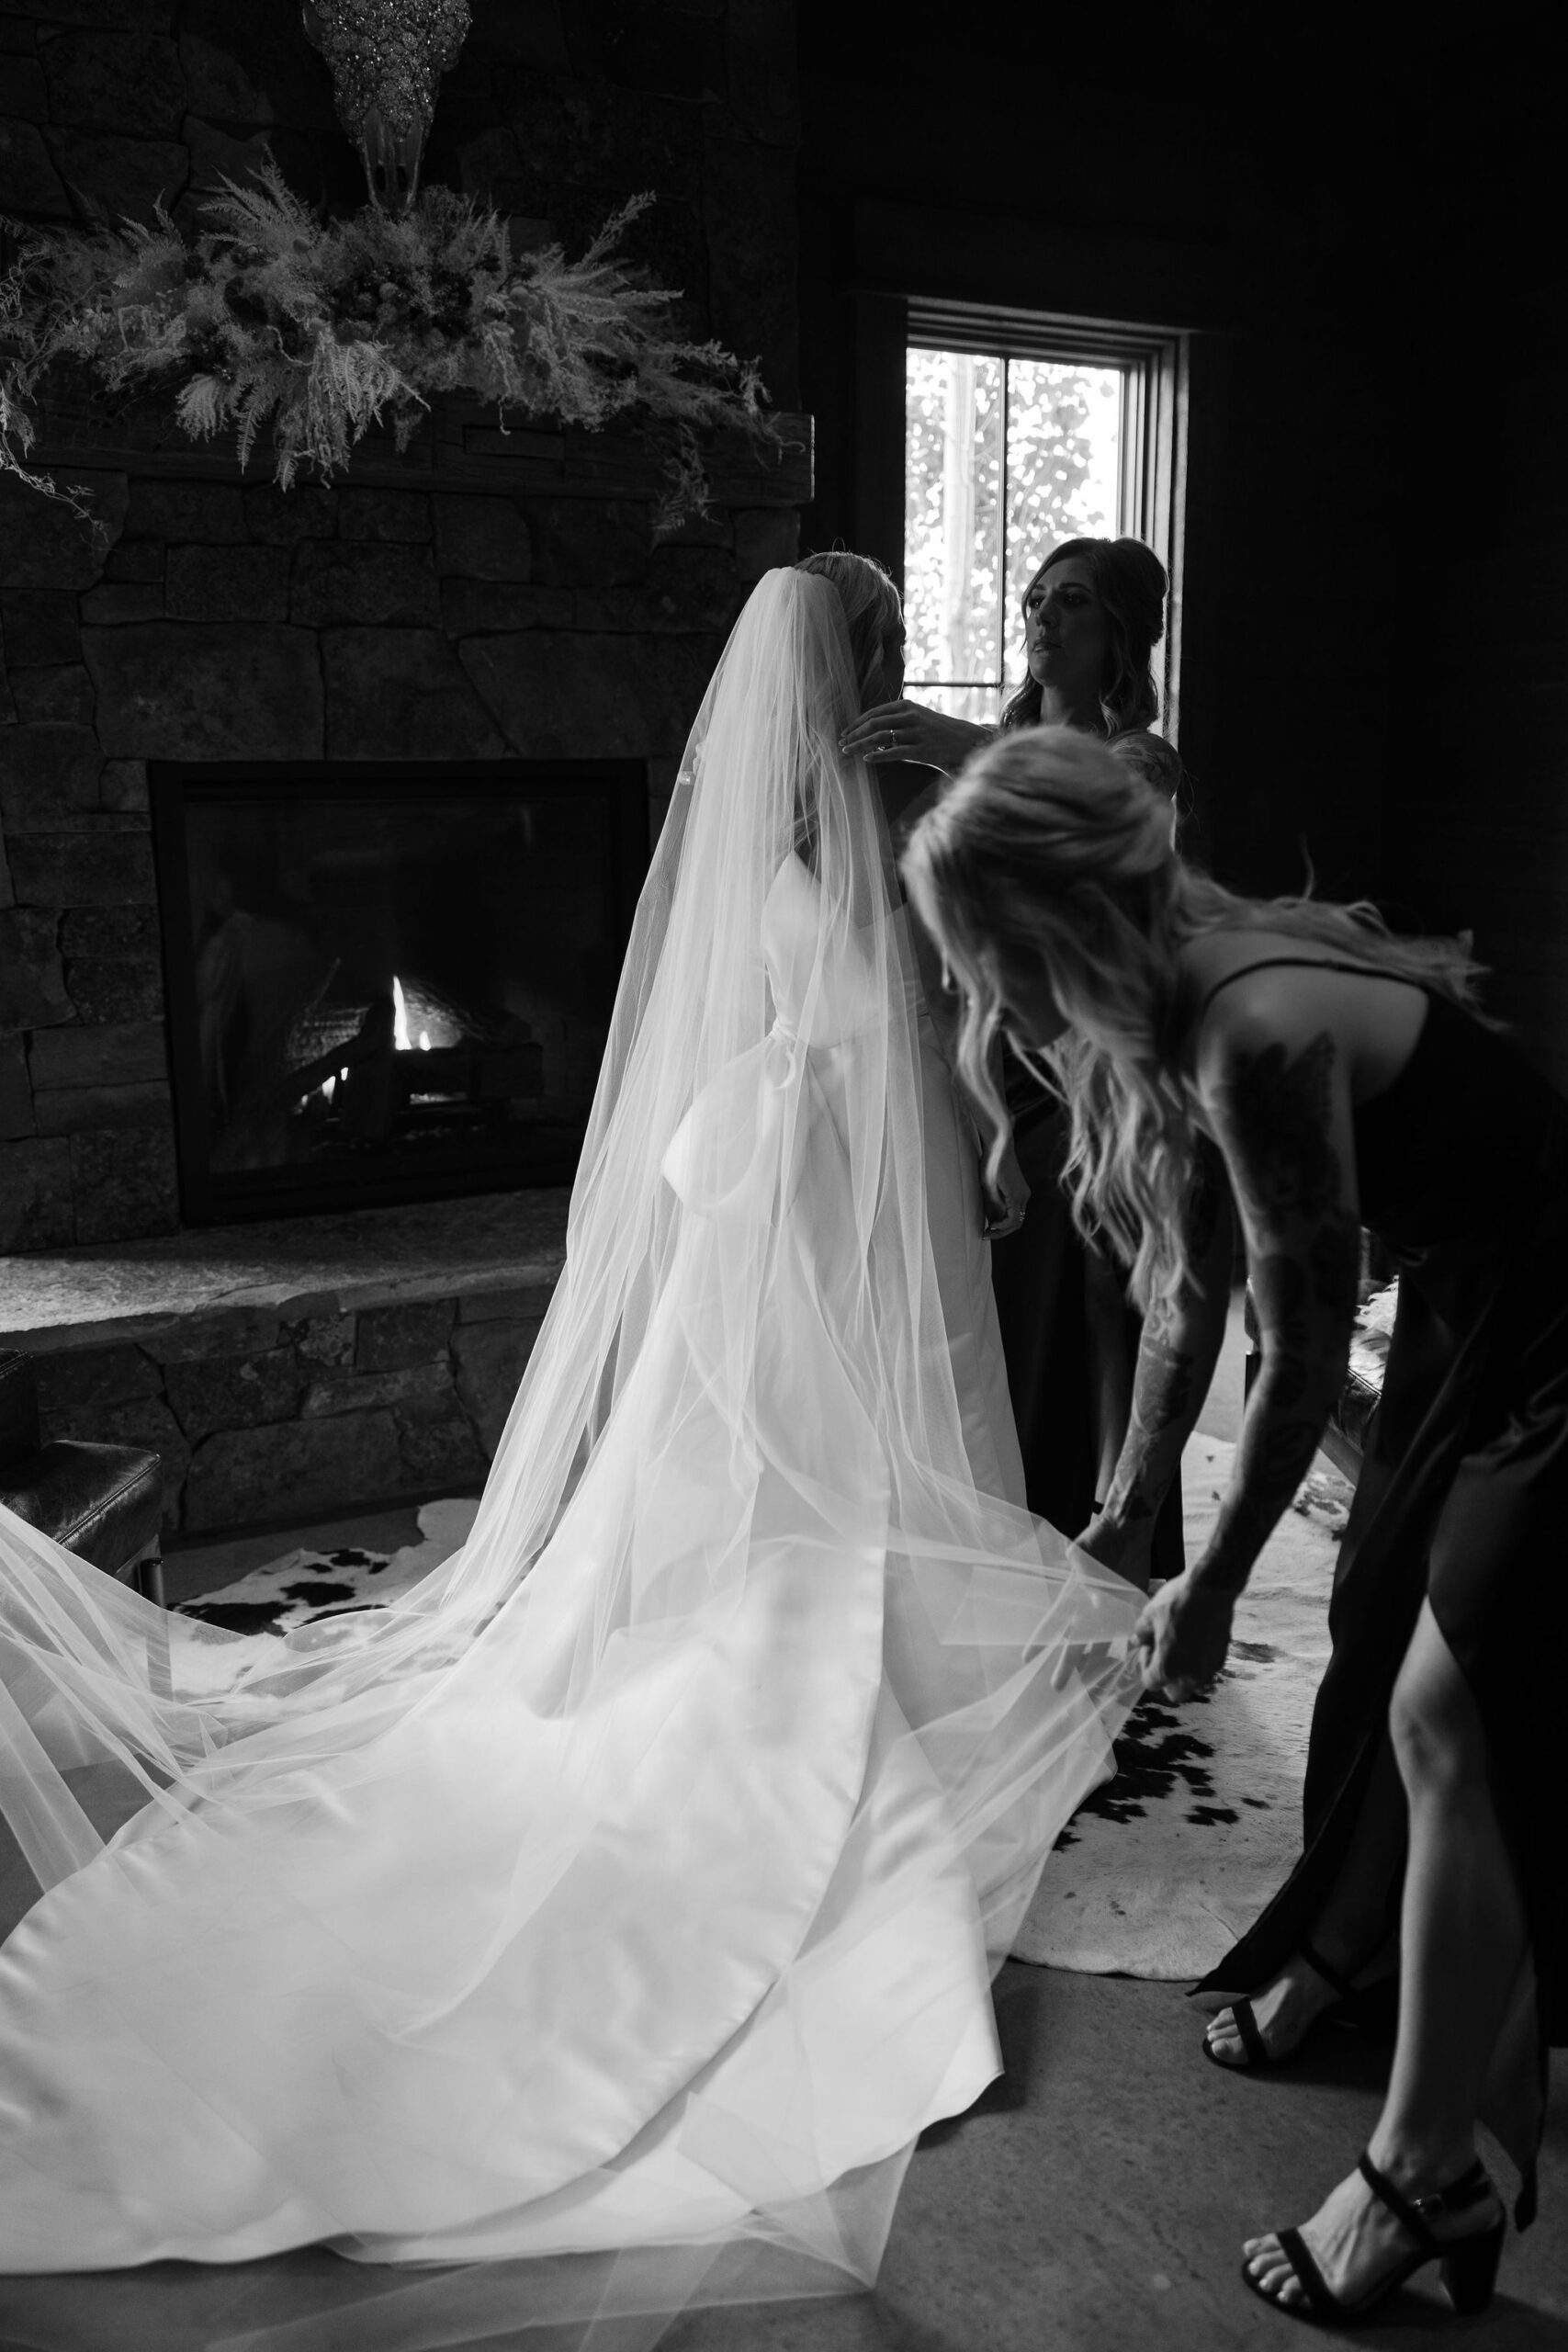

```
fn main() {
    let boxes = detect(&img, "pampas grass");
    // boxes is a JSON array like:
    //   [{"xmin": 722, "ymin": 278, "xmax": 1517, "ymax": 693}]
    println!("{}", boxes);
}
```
[{"xmin": 0, "ymin": 168, "xmax": 780, "ymax": 535}]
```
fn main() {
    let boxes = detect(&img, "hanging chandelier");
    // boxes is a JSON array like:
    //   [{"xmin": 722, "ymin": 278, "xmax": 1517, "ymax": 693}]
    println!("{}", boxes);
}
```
[{"xmin": 300, "ymin": 0, "xmax": 472, "ymax": 211}]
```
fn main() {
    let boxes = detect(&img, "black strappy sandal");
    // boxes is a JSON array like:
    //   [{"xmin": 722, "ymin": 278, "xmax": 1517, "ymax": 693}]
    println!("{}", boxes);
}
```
[
  {"xmin": 1241, "ymin": 2149, "xmax": 1505, "ymax": 2324},
  {"xmin": 1201, "ymin": 1939, "xmax": 1362, "ymax": 2071}
]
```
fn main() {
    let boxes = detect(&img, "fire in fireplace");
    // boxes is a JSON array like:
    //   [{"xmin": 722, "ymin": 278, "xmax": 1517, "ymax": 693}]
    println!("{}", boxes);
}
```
[{"xmin": 151, "ymin": 761, "xmax": 649, "ymax": 1222}]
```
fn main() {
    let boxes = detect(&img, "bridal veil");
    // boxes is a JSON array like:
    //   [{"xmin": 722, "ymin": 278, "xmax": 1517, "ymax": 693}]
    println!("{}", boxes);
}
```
[{"xmin": 0, "ymin": 568, "xmax": 1139, "ymax": 2346}]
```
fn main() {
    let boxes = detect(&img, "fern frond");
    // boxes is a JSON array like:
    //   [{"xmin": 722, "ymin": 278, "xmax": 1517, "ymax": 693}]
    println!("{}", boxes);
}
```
[
  {"xmin": 652, "ymin": 424, "xmax": 713, "ymax": 541},
  {"xmin": 175, "ymin": 373, "xmax": 229, "ymax": 439},
  {"xmin": 0, "ymin": 169, "xmax": 781, "ymax": 533}
]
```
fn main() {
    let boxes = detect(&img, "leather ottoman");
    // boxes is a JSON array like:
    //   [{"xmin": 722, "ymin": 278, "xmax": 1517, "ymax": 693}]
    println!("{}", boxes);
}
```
[{"xmin": 0, "ymin": 1351, "xmax": 165, "ymax": 1606}]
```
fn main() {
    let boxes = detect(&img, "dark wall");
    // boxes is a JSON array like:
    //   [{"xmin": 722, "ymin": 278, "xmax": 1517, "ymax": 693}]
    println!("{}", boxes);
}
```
[
  {"xmin": 1374, "ymin": 32, "xmax": 1568, "ymax": 1082},
  {"xmin": 798, "ymin": 4, "xmax": 1568, "ymax": 1083}
]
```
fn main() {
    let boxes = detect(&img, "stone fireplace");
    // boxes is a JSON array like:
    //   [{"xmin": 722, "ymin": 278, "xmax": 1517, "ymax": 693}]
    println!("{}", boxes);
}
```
[
  {"xmin": 1, "ymin": 427, "xmax": 806, "ymax": 1254},
  {"xmin": 0, "ymin": 0, "xmax": 806, "ymax": 1536},
  {"xmin": 0, "ymin": 423, "xmax": 806, "ymax": 1534},
  {"xmin": 152, "ymin": 754, "xmax": 648, "ymax": 1224},
  {"xmin": 0, "ymin": 426, "xmax": 806, "ymax": 1533}
]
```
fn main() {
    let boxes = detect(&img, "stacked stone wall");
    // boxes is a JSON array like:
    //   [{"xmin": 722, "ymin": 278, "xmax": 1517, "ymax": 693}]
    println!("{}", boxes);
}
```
[
  {"xmin": 30, "ymin": 1279, "xmax": 557, "ymax": 1535},
  {"xmin": 1, "ymin": 0, "xmax": 804, "ymax": 1251},
  {"xmin": 1, "ymin": 462, "xmax": 802, "ymax": 1250}
]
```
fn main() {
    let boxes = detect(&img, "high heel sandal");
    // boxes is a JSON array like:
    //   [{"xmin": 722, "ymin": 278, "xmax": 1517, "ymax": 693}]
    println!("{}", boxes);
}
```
[
  {"xmin": 1242, "ymin": 2148, "xmax": 1506, "ymax": 2324},
  {"xmin": 1201, "ymin": 1939, "xmax": 1364, "ymax": 2071}
]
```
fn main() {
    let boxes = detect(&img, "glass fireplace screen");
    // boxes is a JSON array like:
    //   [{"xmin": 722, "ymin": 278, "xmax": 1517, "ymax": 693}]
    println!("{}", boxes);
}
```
[{"xmin": 152, "ymin": 761, "xmax": 649, "ymax": 1223}]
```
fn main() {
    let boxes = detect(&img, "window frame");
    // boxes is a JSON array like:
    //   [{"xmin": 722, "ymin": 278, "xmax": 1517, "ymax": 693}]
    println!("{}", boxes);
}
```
[{"xmin": 857, "ymin": 294, "xmax": 1184, "ymax": 739}]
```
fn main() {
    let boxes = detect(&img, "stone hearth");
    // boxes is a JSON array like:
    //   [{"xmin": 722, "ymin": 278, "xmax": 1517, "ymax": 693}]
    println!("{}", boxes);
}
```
[{"xmin": 0, "ymin": 1191, "xmax": 568, "ymax": 1538}]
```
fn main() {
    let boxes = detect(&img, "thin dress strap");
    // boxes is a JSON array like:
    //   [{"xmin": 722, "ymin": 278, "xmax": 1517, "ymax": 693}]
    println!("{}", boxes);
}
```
[{"xmin": 1186, "ymin": 955, "xmax": 1431, "ymax": 1034}]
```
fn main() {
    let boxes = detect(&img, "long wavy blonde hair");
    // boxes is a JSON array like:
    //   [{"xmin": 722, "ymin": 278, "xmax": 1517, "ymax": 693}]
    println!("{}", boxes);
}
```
[{"xmin": 902, "ymin": 727, "xmax": 1488, "ymax": 1308}]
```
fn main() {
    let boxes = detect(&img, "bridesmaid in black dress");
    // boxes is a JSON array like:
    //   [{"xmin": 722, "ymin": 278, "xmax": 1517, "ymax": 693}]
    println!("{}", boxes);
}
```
[
  {"xmin": 842, "ymin": 537, "xmax": 1184, "ymax": 1577},
  {"xmin": 905, "ymin": 729, "xmax": 1565, "ymax": 2326}
]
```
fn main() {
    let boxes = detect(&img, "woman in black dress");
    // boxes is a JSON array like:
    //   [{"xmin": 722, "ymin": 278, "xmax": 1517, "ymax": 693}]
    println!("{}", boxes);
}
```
[
  {"xmin": 904, "ymin": 727, "xmax": 1565, "ymax": 2324},
  {"xmin": 842, "ymin": 537, "xmax": 1183, "ymax": 1572}
]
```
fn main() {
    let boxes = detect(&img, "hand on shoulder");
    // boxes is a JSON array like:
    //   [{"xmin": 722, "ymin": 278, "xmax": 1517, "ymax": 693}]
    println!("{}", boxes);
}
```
[{"xmin": 840, "ymin": 700, "xmax": 993, "ymax": 774}]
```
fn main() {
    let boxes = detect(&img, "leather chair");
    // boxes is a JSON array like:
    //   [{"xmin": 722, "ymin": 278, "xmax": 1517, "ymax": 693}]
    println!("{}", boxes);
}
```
[{"xmin": 0, "ymin": 1351, "xmax": 165, "ymax": 1605}]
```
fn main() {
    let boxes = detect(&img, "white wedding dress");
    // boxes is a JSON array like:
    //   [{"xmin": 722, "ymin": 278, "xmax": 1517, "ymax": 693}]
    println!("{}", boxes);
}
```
[{"xmin": 0, "ymin": 572, "xmax": 1139, "ymax": 2345}]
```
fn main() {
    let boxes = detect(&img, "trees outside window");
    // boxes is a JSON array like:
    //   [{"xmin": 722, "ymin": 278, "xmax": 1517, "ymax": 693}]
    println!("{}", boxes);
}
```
[{"xmin": 904, "ymin": 346, "xmax": 1123, "ymax": 723}]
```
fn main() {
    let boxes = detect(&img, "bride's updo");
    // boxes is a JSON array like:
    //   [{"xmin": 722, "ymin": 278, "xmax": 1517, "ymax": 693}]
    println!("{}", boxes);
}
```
[{"xmin": 795, "ymin": 550, "xmax": 902, "ymax": 706}]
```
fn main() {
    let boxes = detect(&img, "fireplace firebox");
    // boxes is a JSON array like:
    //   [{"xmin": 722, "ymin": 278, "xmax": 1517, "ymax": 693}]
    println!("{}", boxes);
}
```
[{"xmin": 152, "ymin": 761, "xmax": 649, "ymax": 1224}]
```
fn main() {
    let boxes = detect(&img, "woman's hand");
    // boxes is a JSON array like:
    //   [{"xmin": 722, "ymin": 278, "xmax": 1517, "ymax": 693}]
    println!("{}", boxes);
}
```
[
  {"xmin": 982, "ymin": 1135, "xmax": 1031, "ymax": 1239},
  {"xmin": 1071, "ymin": 1510, "xmax": 1157, "ymax": 1594},
  {"xmin": 840, "ymin": 701, "xmax": 992, "ymax": 775},
  {"xmin": 1133, "ymin": 1570, "xmax": 1235, "ymax": 1701}
]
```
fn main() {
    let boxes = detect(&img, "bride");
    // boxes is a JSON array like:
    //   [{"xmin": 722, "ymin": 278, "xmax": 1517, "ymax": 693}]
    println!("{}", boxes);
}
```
[{"xmin": 0, "ymin": 560, "xmax": 1139, "ymax": 2344}]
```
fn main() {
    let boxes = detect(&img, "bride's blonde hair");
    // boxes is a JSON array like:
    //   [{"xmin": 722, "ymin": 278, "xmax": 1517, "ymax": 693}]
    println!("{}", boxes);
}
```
[
  {"xmin": 795, "ymin": 549, "xmax": 901, "ymax": 704},
  {"xmin": 903, "ymin": 727, "xmax": 1487, "ymax": 1308}
]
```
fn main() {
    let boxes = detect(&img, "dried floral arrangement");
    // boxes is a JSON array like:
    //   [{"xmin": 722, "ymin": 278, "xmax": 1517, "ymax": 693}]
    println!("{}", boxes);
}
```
[{"xmin": 0, "ymin": 167, "xmax": 779, "ymax": 535}]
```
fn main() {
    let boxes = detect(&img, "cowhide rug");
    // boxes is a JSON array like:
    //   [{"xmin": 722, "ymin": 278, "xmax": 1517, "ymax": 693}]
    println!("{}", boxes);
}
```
[
  {"xmin": 179, "ymin": 1443, "xmax": 1344, "ymax": 1986},
  {"xmin": 1012, "ymin": 1432, "xmax": 1347, "ymax": 1981},
  {"xmin": 177, "ymin": 1496, "xmax": 481, "ymax": 1636}
]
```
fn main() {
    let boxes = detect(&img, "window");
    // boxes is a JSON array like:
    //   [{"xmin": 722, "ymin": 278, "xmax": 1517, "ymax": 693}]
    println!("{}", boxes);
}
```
[{"xmin": 902, "ymin": 302, "xmax": 1179, "ymax": 726}]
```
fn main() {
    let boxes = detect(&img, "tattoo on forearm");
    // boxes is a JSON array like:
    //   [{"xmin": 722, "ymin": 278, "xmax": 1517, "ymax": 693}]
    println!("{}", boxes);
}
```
[
  {"xmin": 1220, "ymin": 1031, "xmax": 1359, "ymax": 1349},
  {"xmin": 1201, "ymin": 1400, "xmax": 1333, "ymax": 1593},
  {"xmin": 1105, "ymin": 1476, "xmax": 1156, "ymax": 1524},
  {"xmin": 1194, "ymin": 1026, "xmax": 1362, "ymax": 1598},
  {"xmin": 1249, "ymin": 1250, "xmax": 1311, "ymax": 1408},
  {"xmin": 1130, "ymin": 1327, "xmax": 1196, "ymax": 1441},
  {"xmin": 1254, "ymin": 1415, "xmax": 1331, "ymax": 1485},
  {"xmin": 1098, "ymin": 1156, "xmax": 1235, "ymax": 1532}
]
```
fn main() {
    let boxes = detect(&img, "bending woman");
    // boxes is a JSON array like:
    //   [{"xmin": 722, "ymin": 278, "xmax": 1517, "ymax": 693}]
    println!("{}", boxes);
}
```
[
  {"xmin": 905, "ymin": 726, "xmax": 1566, "ymax": 2324},
  {"xmin": 0, "ymin": 568, "xmax": 1139, "ymax": 2346}
]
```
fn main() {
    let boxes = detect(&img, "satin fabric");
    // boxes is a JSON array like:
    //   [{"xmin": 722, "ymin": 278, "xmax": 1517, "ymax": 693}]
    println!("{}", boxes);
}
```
[{"xmin": 0, "ymin": 573, "xmax": 1139, "ymax": 2340}]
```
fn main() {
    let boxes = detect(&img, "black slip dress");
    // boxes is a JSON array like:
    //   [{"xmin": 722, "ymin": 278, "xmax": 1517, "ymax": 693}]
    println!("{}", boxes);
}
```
[{"xmin": 1188, "ymin": 960, "xmax": 1568, "ymax": 2103}]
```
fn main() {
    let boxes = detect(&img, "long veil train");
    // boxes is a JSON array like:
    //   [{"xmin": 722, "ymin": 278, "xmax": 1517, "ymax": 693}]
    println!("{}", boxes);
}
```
[{"xmin": 0, "ymin": 569, "xmax": 1141, "ymax": 2347}]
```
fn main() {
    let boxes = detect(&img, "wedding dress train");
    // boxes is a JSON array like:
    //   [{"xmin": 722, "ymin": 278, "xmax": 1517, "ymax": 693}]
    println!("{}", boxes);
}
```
[{"xmin": 0, "ymin": 571, "xmax": 1139, "ymax": 2342}]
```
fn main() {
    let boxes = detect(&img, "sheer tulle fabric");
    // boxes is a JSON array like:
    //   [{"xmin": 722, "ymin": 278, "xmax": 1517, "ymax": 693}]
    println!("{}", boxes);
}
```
[{"xmin": 0, "ymin": 570, "xmax": 1141, "ymax": 2346}]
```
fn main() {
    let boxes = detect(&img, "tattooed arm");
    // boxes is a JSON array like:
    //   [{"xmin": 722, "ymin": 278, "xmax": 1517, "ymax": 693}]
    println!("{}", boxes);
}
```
[
  {"xmin": 1077, "ymin": 1135, "xmax": 1235, "ymax": 1589},
  {"xmin": 1135, "ymin": 993, "xmax": 1360, "ymax": 1698}
]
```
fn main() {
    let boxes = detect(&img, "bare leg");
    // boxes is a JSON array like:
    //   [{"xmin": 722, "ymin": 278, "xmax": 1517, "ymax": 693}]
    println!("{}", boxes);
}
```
[
  {"xmin": 1204, "ymin": 1732, "xmax": 1403, "ymax": 2064},
  {"xmin": 1371, "ymin": 1604, "xmax": 1531, "ymax": 2179},
  {"xmin": 1244, "ymin": 1600, "xmax": 1521, "ymax": 2310}
]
